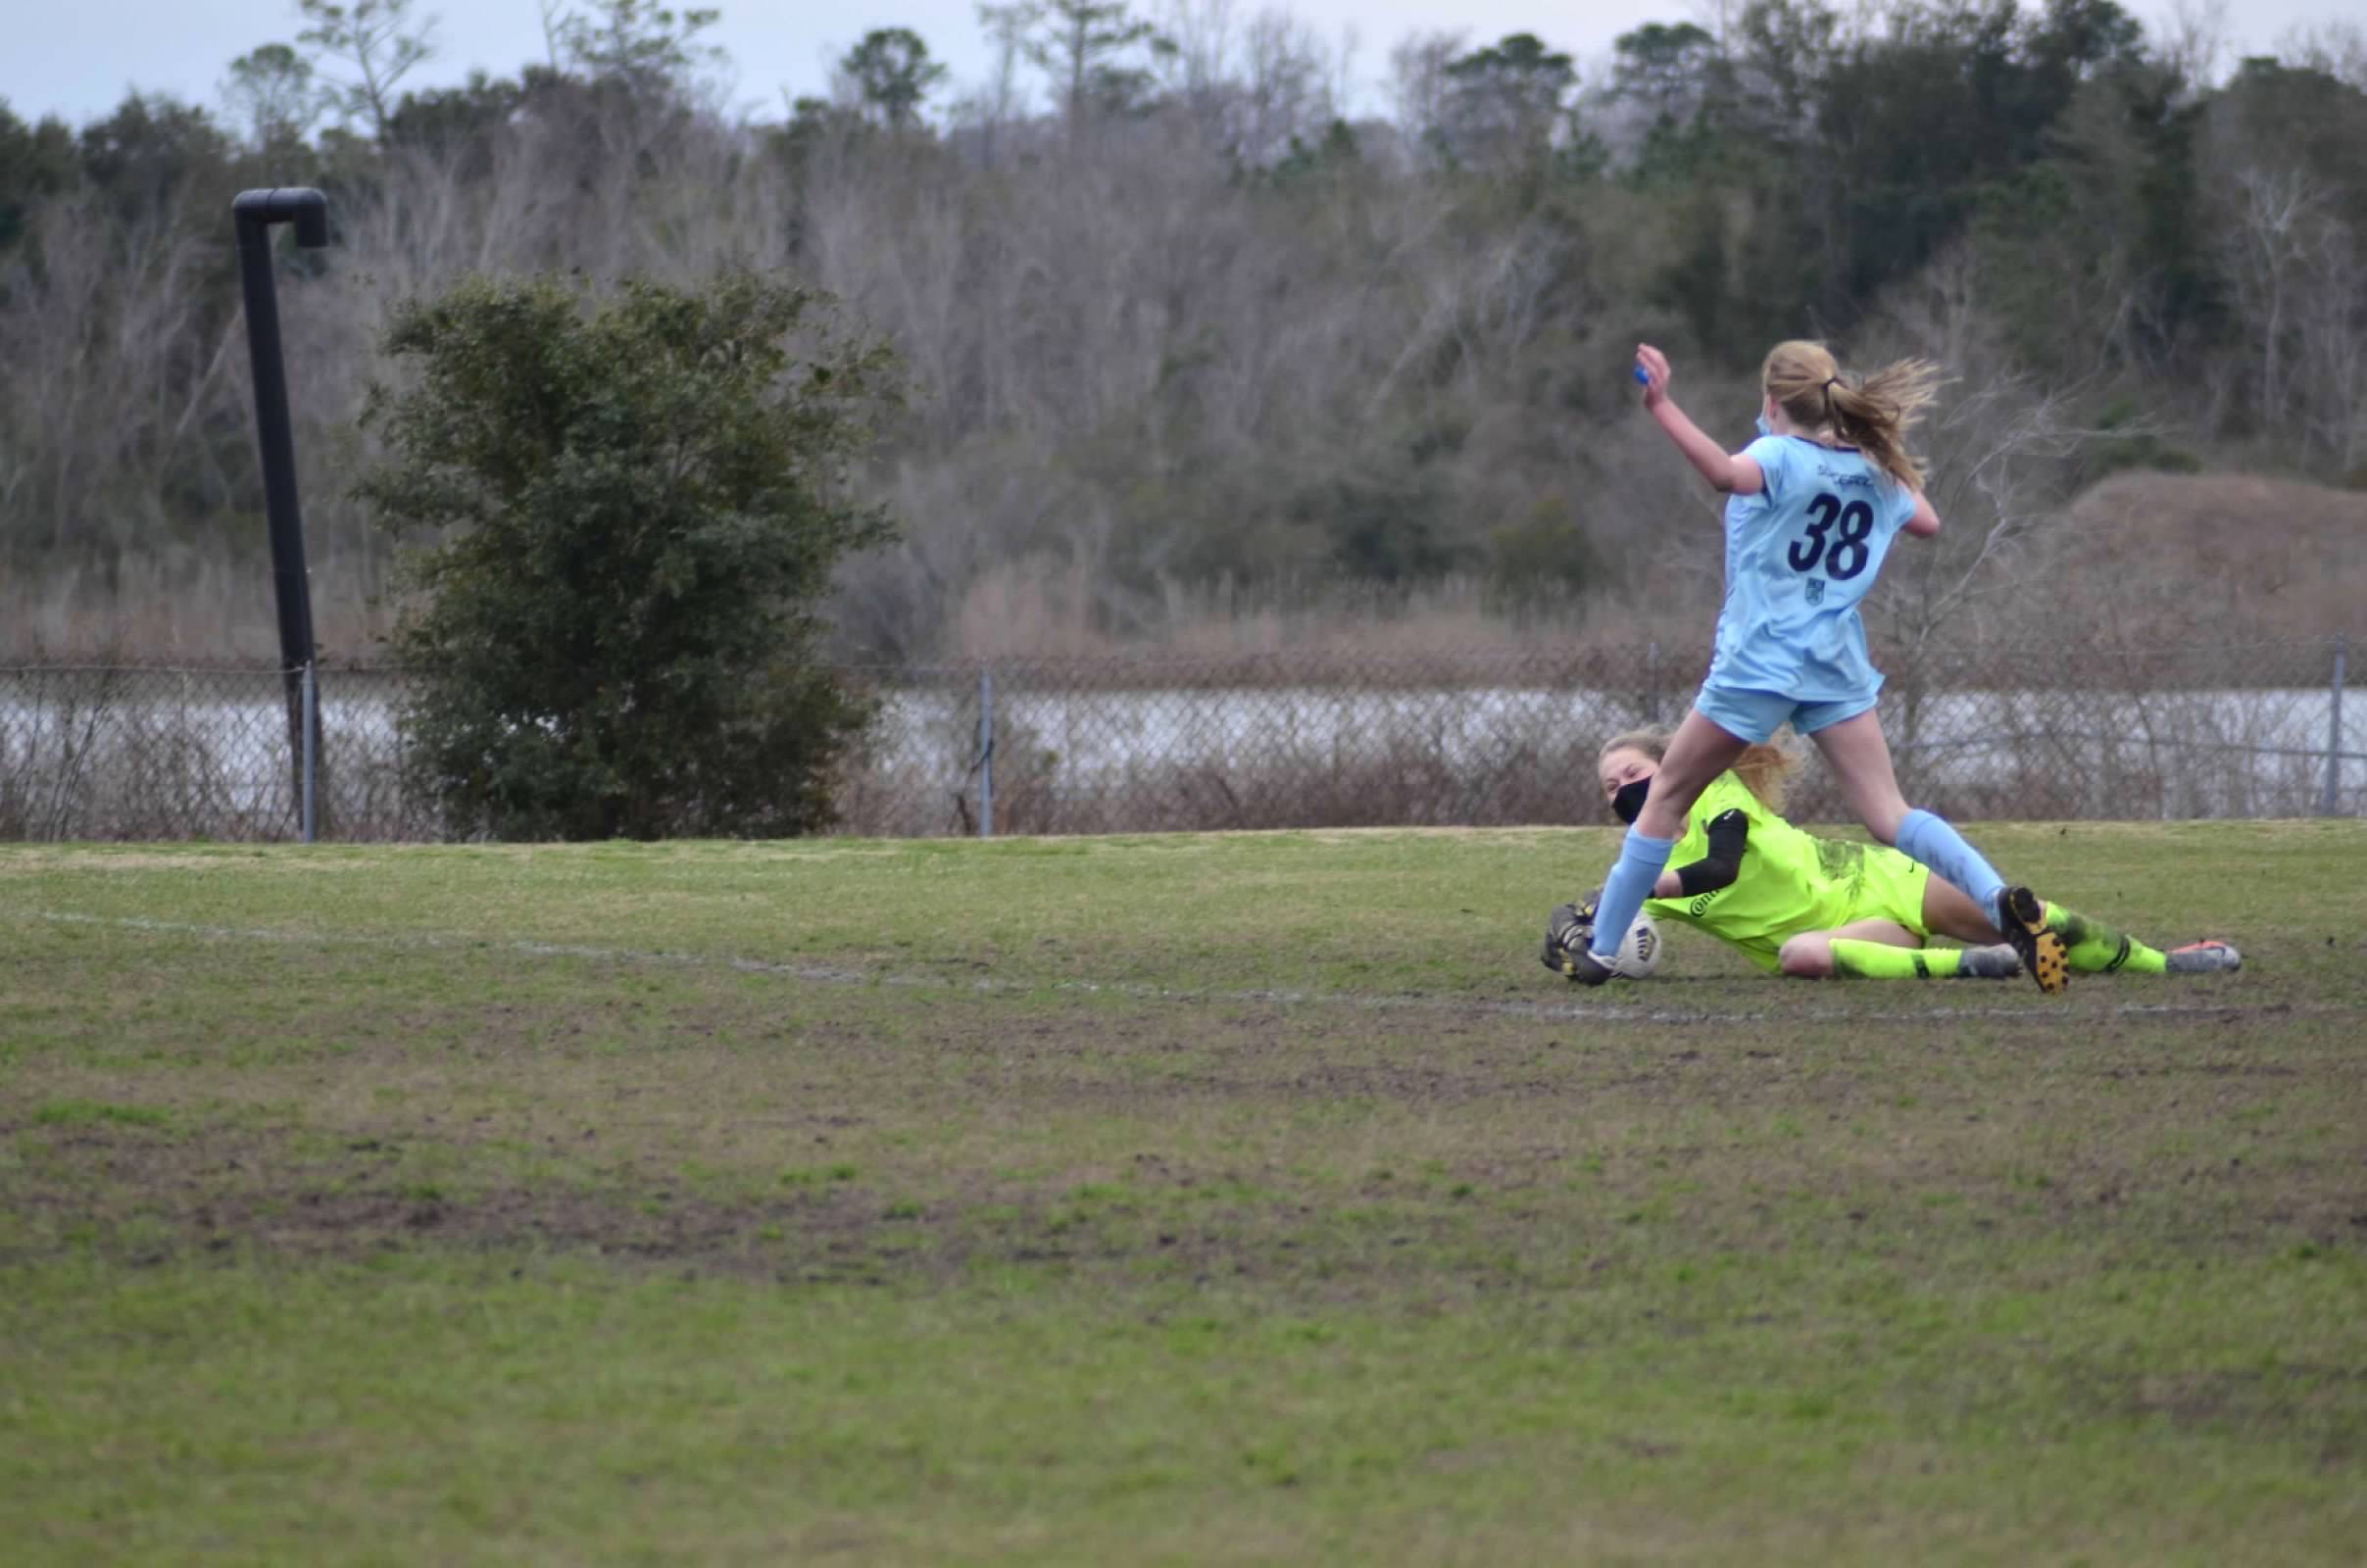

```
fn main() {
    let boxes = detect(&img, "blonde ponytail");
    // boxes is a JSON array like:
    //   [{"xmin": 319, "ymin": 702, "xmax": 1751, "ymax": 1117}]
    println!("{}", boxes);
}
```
[{"xmin": 1762, "ymin": 339, "xmax": 1943, "ymax": 493}]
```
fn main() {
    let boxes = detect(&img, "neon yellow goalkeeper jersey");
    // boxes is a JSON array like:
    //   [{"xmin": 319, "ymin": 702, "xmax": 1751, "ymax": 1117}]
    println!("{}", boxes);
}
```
[{"xmin": 1642, "ymin": 772, "xmax": 1893, "ymax": 971}]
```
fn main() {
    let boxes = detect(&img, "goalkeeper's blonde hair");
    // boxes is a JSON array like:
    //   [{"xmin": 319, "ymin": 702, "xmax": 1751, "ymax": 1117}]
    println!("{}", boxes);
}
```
[{"xmin": 1598, "ymin": 726, "xmax": 1802, "ymax": 813}]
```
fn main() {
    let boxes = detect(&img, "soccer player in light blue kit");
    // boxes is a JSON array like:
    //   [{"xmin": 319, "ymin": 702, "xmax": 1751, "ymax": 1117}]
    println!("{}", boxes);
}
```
[{"xmin": 1554, "ymin": 339, "xmax": 2068, "ymax": 994}]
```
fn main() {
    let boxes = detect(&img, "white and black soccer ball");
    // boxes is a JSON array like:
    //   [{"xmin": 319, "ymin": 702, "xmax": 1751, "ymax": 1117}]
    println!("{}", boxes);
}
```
[{"xmin": 1606, "ymin": 912, "xmax": 1662, "ymax": 979}]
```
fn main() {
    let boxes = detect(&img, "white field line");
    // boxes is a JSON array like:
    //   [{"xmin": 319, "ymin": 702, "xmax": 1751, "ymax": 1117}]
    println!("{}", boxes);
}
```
[{"xmin": 16, "ymin": 907, "xmax": 2352, "ymax": 1028}]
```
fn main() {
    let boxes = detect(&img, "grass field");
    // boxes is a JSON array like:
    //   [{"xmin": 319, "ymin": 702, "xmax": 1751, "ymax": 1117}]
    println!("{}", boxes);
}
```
[{"xmin": 4, "ymin": 821, "xmax": 2364, "ymax": 1564}]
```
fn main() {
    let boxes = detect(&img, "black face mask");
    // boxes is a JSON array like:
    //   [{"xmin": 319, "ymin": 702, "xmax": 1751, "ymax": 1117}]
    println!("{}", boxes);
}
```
[{"xmin": 1612, "ymin": 775, "xmax": 1651, "ymax": 825}]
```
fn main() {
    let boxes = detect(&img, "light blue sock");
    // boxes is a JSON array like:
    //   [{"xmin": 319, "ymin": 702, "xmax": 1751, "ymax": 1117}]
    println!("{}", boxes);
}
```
[
  {"xmin": 1588, "ymin": 827, "xmax": 1676, "ymax": 957},
  {"xmin": 1897, "ymin": 808, "xmax": 2006, "ymax": 914}
]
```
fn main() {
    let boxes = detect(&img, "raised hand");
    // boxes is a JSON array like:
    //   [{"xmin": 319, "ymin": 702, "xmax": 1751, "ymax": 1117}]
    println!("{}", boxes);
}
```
[{"xmin": 1634, "ymin": 344, "xmax": 1673, "ymax": 407}]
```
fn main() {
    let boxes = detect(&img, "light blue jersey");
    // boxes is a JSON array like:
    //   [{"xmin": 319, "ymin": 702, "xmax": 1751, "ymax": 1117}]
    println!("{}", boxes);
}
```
[{"xmin": 1705, "ymin": 434, "xmax": 1919, "ymax": 703}]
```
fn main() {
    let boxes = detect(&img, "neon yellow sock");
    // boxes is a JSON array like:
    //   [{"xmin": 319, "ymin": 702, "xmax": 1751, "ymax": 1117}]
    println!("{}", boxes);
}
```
[
  {"xmin": 2045, "ymin": 902, "xmax": 2167, "ymax": 975},
  {"xmin": 1830, "ymin": 939, "xmax": 1962, "ymax": 980}
]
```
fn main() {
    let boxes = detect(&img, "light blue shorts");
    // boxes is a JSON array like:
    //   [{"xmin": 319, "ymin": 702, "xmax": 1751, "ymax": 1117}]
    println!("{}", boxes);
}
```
[{"xmin": 1693, "ymin": 681, "xmax": 1881, "ymax": 744}]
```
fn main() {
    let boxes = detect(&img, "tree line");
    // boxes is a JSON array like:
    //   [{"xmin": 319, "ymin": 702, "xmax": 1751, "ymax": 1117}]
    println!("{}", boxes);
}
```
[{"xmin": 1, "ymin": 0, "xmax": 2362, "ymax": 661}]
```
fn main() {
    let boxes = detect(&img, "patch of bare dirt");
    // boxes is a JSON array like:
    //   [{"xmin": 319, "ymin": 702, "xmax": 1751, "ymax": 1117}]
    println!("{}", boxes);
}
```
[{"xmin": 0, "ymin": 1118, "xmax": 1567, "ymax": 1295}]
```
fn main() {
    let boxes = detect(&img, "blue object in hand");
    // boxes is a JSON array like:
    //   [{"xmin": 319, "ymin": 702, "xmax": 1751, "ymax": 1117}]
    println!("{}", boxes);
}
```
[{"xmin": 1633, "ymin": 366, "xmax": 1649, "ymax": 385}]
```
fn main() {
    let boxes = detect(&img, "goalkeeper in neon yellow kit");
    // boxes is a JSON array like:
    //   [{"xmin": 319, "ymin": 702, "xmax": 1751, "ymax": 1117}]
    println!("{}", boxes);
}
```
[{"xmin": 1543, "ymin": 729, "xmax": 2240, "ymax": 982}]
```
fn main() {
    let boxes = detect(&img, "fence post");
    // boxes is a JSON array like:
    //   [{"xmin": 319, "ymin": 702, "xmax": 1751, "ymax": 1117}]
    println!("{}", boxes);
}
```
[
  {"xmin": 301, "ymin": 660, "xmax": 320, "ymax": 844},
  {"xmin": 2326, "ymin": 634, "xmax": 2347, "ymax": 817},
  {"xmin": 977, "ymin": 665, "xmax": 995, "ymax": 840}
]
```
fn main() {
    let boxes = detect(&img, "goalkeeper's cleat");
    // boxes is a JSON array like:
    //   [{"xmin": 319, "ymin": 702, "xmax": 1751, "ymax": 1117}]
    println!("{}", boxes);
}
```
[
  {"xmin": 1995, "ymin": 886, "xmax": 2069, "ymax": 996},
  {"xmin": 1956, "ymin": 944, "xmax": 2023, "ymax": 980},
  {"xmin": 2164, "ymin": 939, "xmax": 2242, "ymax": 975},
  {"xmin": 1542, "ymin": 904, "xmax": 1615, "ymax": 985},
  {"xmin": 1557, "ymin": 945, "xmax": 1617, "ymax": 987},
  {"xmin": 1542, "ymin": 902, "xmax": 1596, "ymax": 973}
]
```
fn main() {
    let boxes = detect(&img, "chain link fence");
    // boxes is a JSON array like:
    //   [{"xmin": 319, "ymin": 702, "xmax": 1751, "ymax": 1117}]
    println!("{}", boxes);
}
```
[
  {"xmin": 0, "ymin": 664, "xmax": 421, "ymax": 842},
  {"xmin": 2, "ymin": 638, "xmax": 2356, "ymax": 841}
]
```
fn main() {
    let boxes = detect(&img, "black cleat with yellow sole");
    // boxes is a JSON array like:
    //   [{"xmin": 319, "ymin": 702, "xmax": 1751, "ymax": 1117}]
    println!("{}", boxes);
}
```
[{"xmin": 1995, "ymin": 886, "xmax": 2069, "ymax": 995}]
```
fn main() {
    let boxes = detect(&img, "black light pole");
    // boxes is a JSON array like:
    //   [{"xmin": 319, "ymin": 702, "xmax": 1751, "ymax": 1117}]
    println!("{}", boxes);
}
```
[{"xmin": 232, "ymin": 187, "xmax": 329, "ymax": 837}]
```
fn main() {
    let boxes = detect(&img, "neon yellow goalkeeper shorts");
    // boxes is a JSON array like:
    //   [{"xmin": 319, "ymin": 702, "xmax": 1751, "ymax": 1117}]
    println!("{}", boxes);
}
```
[{"xmin": 1839, "ymin": 845, "xmax": 1934, "ymax": 935}]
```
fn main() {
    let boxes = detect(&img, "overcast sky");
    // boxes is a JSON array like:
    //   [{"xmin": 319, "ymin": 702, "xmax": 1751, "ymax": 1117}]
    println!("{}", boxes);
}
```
[{"xmin": 3, "ymin": 0, "xmax": 2354, "ymax": 130}]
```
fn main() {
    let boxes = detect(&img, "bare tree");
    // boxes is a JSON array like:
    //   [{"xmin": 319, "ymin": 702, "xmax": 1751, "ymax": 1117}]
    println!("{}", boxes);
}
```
[
  {"xmin": 1238, "ymin": 8, "xmax": 1333, "ymax": 160},
  {"xmin": 2158, "ymin": 0, "xmax": 2232, "ymax": 98},
  {"xmin": 2224, "ymin": 165, "xmax": 2316, "ymax": 433},
  {"xmin": 2276, "ymin": 20, "xmax": 2367, "ymax": 89},
  {"xmin": 2293, "ymin": 214, "xmax": 2367, "ymax": 471},
  {"xmin": 1388, "ymin": 31, "xmax": 1464, "ymax": 165},
  {"xmin": 982, "ymin": 0, "xmax": 1176, "ymax": 137},
  {"xmin": 295, "ymin": 0, "xmax": 437, "ymax": 140},
  {"xmin": 960, "ymin": 2, "xmax": 1037, "ymax": 165}
]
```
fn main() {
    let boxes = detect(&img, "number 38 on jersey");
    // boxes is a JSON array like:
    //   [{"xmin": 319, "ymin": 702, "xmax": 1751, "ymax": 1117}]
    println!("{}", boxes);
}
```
[{"xmin": 1788, "ymin": 492, "xmax": 1874, "ymax": 580}]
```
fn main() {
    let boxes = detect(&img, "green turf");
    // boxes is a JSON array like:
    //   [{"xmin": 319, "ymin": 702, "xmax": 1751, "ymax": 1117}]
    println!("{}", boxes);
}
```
[{"xmin": 3, "ymin": 822, "xmax": 2363, "ymax": 1563}]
